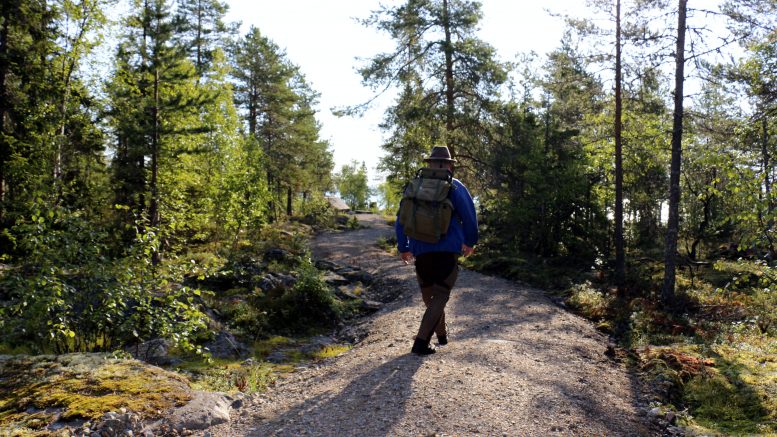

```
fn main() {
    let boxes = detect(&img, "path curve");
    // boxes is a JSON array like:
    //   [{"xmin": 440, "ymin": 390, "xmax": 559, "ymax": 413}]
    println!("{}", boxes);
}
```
[{"xmin": 218, "ymin": 214, "xmax": 653, "ymax": 436}]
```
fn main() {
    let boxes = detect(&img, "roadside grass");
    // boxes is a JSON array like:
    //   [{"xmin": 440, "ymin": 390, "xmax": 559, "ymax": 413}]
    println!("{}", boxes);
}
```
[{"xmin": 177, "ymin": 336, "xmax": 352, "ymax": 394}]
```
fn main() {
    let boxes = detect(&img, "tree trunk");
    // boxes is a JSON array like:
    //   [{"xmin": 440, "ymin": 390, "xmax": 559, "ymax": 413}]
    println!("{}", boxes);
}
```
[
  {"xmin": 763, "ymin": 113, "xmax": 772, "ymax": 213},
  {"xmin": 662, "ymin": 0, "xmax": 687, "ymax": 307},
  {"xmin": 442, "ymin": 0, "xmax": 455, "ymax": 158},
  {"xmin": 150, "ymin": 63, "xmax": 161, "ymax": 265},
  {"xmin": 196, "ymin": 0, "xmax": 203, "ymax": 77},
  {"xmin": 286, "ymin": 185, "xmax": 292, "ymax": 216},
  {"xmin": 761, "ymin": 111, "xmax": 775, "ymax": 254},
  {"xmin": 248, "ymin": 83, "xmax": 257, "ymax": 135},
  {"xmin": 614, "ymin": 0, "xmax": 625, "ymax": 288},
  {"xmin": 0, "ymin": 2, "xmax": 10, "ymax": 220}
]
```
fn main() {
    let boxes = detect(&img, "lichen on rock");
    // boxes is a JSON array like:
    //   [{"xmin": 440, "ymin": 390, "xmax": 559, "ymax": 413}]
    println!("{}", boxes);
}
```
[{"xmin": 0, "ymin": 353, "xmax": 192, "ymax": 434}]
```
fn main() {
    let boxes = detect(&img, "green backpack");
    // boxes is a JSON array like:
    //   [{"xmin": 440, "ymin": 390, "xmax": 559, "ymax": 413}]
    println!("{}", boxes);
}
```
[{"xmin": 398, "ymin": 168, "xmax": 455, "ymax": 244}]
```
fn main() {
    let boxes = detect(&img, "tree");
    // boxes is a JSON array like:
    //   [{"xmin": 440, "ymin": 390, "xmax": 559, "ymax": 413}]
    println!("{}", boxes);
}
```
[
  {"xmin": 107, "ymin": 0, "xmax": 206, "ymax": 260},
  {"xmin": 614, "ymin": 0, "xmax": 625, "ymax": 287},
  {"xmin": 335, "ymin": 161, "xmax": 371, "ymax": 210},
  {"xmin": 661, "ymin": 0, "xmax": 687, "ymax": 306},
  {"xmin": 232, "ymin": 27, "xmax": 332, "ymax": 220},
  {"xmin": 0, "ymin": 0, "xmax": 59, "ymax": 227},
  {"xmin": 50, "ymin": 0, "xmax": 108, "ymax": 185},
  {"xmin": 173, "ymin": 0, "xmax": 237, "ymax": 79},
  {"xmin": 356, "ymin": 0, "xmax": 507, "ymax": 177}
]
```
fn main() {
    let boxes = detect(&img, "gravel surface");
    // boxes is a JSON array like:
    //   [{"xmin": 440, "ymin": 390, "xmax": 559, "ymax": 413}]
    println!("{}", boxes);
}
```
[{"xmin": 214, "ymin": 214, "xmax": 654, "ymax": 436}]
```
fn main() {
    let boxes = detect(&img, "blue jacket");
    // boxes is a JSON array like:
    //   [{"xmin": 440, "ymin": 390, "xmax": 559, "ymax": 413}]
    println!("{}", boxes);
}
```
[{"xmin": 395, "ymin": 178, "xmax": 478, "ymax": 256}]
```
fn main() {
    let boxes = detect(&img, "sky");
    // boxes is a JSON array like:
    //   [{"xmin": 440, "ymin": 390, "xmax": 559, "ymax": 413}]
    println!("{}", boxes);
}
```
[{"xmin": 224, "ymin": 1, "xmax": 591, "ymax": 185}]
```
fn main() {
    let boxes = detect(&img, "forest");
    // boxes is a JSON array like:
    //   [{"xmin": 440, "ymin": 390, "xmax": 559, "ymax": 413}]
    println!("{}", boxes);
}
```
[{"xmin": 1, "ymin": 0, "xmax": 777, "ymax": 435}]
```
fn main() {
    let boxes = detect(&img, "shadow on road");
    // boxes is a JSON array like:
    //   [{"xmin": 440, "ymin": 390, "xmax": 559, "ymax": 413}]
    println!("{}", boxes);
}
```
[{"xmin": 249, "ymin": 354, "xmax": 424, "ymax": 437}]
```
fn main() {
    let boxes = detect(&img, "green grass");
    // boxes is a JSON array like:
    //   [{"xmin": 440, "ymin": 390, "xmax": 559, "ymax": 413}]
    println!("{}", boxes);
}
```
[{"xmin": 312, "ymin": 344, "xmax": 351, "ymax": 360}]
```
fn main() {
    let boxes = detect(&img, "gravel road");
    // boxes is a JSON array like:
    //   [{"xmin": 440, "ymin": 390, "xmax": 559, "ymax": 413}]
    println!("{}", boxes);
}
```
[{"xmin": 216, "ymin": 214, "xmax": 654, "ymax": 436}]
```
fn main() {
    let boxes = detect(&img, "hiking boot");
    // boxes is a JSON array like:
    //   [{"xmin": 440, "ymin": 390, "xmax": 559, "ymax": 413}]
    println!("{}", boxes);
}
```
[
  {"xmin": 411, "ymin": 338, "xmax": 436, "ymax": 355},
  {"xmin": 437, "ymin": 335, "xmax": 448, "ymax": 346}
]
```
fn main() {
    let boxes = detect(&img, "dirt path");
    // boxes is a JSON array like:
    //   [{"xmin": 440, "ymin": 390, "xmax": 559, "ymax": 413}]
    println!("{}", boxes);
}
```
[{"xmin": 218, "ymin": 214, "xmax": 653, "ymax": 436}]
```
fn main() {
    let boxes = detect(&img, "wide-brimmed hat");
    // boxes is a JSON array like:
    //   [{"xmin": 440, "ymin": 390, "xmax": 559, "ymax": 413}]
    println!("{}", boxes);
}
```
[{"xmin": 423, "ymin": 146, "xmax": 456, "ymax": 162}]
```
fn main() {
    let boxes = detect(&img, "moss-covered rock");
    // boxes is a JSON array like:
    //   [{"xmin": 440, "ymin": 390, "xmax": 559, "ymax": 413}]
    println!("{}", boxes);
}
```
[{"xmin": 0, "ymin": 353, "xmax": 192, "ymax": 434}]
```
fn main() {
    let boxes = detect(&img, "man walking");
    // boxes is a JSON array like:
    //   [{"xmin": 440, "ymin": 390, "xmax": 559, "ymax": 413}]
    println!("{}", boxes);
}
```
[{"xmin": 395, "ymin": 146, "xmax": 478, "ymax": 355}]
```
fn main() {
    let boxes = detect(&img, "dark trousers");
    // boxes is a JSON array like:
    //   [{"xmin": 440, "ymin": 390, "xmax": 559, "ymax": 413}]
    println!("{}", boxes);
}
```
[{"xmin": 414, "ymin": 252, "xmax": 459, "ymax": 342}]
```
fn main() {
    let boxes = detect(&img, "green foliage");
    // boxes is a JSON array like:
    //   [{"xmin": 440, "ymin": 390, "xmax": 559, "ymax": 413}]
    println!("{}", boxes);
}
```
[
  {"xmin": 266, "ymin": 261, "xmax": 343, "ymax": 335},
  {"xmin": 375, "ymin": 180, "xmax": 403, "ymax": 215},
  {"xmin": 335, "ymin": 160, "xmax": 371, "ymax": 210},
  {"xmin": 0, "ymin": 205, "xmax": 210, "ymax": 354},
  {"xmin": 357, "ymin": 0, "xmax": 508, "ymax": 182},
  {"xmin": 231, "ymin": 26, "xmax": 333, "ymax": 220},
  {"xmin": 294, "ymin": 195, "xmax": 336, "ymax": 229},
  {"xmin": 184, "ymin": 358, "xmax": 276, "ymax": 394},
  {"xmin": 566, "ymin": 282, "xmax": 612, "ymax": 320}
]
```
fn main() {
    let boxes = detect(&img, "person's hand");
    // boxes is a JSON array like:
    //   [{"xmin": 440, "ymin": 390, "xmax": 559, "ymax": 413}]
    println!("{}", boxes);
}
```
[
  {"xmin": 461, "ymin": 244, "xmax": 475, "ymax": 257},
  {"xmin": 400, "ymin": 251, "xmax": 414, "ymax": 265}
]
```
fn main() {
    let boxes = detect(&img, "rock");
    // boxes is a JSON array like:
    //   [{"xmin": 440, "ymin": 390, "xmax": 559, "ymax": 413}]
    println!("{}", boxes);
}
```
[
  {"xmin": 335, "ymin": 267, "xmax": 374, "ymax": 285},
  {"xmin": 125, "ymin": 339, "xmax": 171, "ymax": 365},
  {"xmin": 665, "ymin": 411, "xmax": 677, "ymax": 425},
  {"xmin": 274, "ymin": 273, "xmax": 297, "ymax": 287},
  {"xmin": 322, "ymin": 272, "xmax": 350, "ymax": 286},
  {"xmin": 263, "ymin": 248, "xmax": 294, "ymax": 263},
  {"xmin": 167, "ymin": 391, "xmax": 232, "ymax": 431},
  {"xmin": 300, "ymin": 336, "xmax": 335, "ymax": 354},
  {"xmin": 91, "ymin": 411, "xmax": 143, "ymax": 437},
  {"xmin": 361, "ymin": 299, "xmax": 383, "ymax": 311},
  {"xmin": 314, "ymin": 259, "xmax": 341, "ymax": 271},
  {"xmin": 257, "ymin": 274, "xmax": 282, "ymax": 292},
  {"xmin": 335, "ymin": 285, "xmax": 360, "ymax": 300},
  {"xmin": 648, "ymin": 407, "xmax": 662, "ymax": 417},
  {"xmin": 266, "ymin": 351, "xmax": 288, "ymax": 363},
  {"xmin": 204, "ymin": 331, "xmax": 249, "ymax": 359}
]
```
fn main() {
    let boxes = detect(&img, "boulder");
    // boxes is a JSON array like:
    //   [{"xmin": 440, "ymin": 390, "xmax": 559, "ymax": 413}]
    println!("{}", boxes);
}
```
[
  {"xmin": 257, "ymin": 274, "xmax": 282, "ymax": 292},
  {"xmin": 125, "ymin": 339, "xmax": 171, "ymax": 366},
  {"xmin": 203, "ymin": 331, "xmax": 250, "ymax": 359},
  {"xmin": 314, "ymin": 259, "xmax": 341, "ymax": 271},
  {"xmin": 167, "ymin": 391, "xmax": 232, "ymax": 431},
  {"xmin": 335, "ymin": 267, "xmax": 374, "ymax": 285},
  {"xmin": 361, "ymin": 299, "xmax": 383, "ymax": 311},
  {"xmin": 300, "ymin": 336, "xmax": 335, "ymax": 354},
  {"xmin": 322, "ymin": 272, "xmax": 350, "ymax": 286},
  {"xmin": 263, "ymin": 248, "xmax": 294, "ymax": 263}
]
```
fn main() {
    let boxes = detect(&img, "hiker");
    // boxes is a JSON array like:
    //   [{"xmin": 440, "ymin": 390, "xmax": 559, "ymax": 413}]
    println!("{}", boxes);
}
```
[{"xmin": 395, "ymin": 145, "xmax": 478, "ymax": 355}]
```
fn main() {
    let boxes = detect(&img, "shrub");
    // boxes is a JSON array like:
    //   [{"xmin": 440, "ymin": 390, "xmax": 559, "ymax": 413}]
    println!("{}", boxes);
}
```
[
  {"xmin": 0, "ymin": 207, "xmax": 209, "ymax": 354},
  {"xmin": 267, "ymin": 261, "xmax": 342, "ymax": 335},
  {"xmin": 566, "ymin": 282, "xmax": 611, "ymax": 320}
]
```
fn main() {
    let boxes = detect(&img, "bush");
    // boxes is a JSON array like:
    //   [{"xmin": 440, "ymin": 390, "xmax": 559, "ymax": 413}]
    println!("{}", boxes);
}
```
[
  {"xmin": 0, "ymin": 207, "xmax": 209, "ymax": 354},
  {"xmin": 267, "ymin": 261, "xmax": 342, "ymax": 335},
  {"xmin": 566, "ymin": 282, "xmax": 611, "ymax": 320}
]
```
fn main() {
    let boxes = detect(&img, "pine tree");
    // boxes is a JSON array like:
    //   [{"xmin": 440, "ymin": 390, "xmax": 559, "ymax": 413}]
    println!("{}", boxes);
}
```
[
  {"xmin": 173, "ymin": 0, "xmax": 237, "ymax": 79},
  {"xmin": 356, "ymin": 0, "xmax": 507, "ymax": 176},
  {"xmin": 232, "ymin": 27, "xmax": 331, "ymax": 220},
  {"xmin": 661, "ymin": 0, "xmax": 687, "ymax": 306},
  {"xmin": 107, "ymin": 0, "xmax": 203, "ymax": 259}
]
